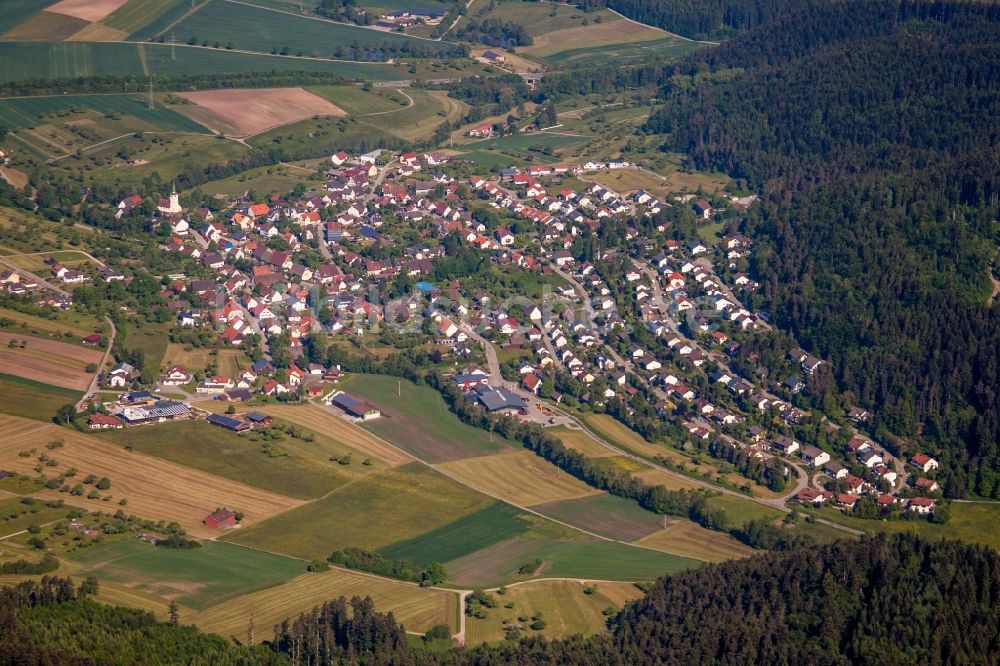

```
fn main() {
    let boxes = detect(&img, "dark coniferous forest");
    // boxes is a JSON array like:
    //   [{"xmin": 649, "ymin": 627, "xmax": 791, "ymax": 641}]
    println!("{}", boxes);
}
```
[
  {"xmin": 639, "ymin": 0, "xmax": 1000, "ymax": 498},
  {"xmin": 545, "ymin": 0, "xmax": 1000, "ymax": 498}
]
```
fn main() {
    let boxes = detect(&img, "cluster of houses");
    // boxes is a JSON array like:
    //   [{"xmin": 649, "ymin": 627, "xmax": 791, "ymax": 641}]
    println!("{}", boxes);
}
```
[
  {"xmin": 87, "ymin": 389, "xmax": 278, "ymax": 432},
  {"xmin": 0, "ymin": 269, "xmax": 38, "ymax": 295},
  {"xmin": 796, "ymin": 446, "xmax": 942, "ymax": 516},
  {"xmin": 173, "ymin": 358, "xmax": 338, "ymax": 402},
  {"xmin": 116, "ymin": 146, "xmax": 920, "ymax": 517},
  {"xmin": 0, "ymin": 253, "xmax": 124, "ymax": 302},
  {"xmin": 375, "ymin": 7, "xmax": 446, "ymax": 28},
  {"xmin": 139, "ymin": 150, "xmax": 679, "ymax": 359},
  {"xmin": 87, "ymin": 390, "xmax": 193, "ymax": 429}
]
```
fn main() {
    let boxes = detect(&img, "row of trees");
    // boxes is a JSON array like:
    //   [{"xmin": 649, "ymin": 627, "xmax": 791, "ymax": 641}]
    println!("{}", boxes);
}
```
[
  {"xmin": 0, "ymin": 70, "xmax": 360, "ymax": 99},
  {"xmin": 327, "ymin": 547, "xmax": 447, "ymax": 586}
]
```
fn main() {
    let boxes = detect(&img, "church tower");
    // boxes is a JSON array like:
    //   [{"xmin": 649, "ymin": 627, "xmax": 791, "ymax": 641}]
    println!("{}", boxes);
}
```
[{"xmin": 168, "ymin": 182, "xmax": 180, "ymax": 213}]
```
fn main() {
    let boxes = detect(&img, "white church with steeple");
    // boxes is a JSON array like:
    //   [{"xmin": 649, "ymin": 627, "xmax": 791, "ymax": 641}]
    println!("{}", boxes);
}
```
[{"xmin": 157, "ymin": 183, "xmax": 183, "ymax": 215}]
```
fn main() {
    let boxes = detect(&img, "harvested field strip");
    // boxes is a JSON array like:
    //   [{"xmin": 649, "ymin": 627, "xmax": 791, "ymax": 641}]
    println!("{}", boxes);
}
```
[
  {"xmin": 378, "ymin": 502, "xmax": 532, "ymax": 567},
  {"xmin": 0, "ymin": 414, "xmax": 51, "ymax": 442},
  {"xmin": 259, "ymin": 403, "xmax": 411, "ymax": 466},
  {"xmin": 99, "ymin": 420, "xmax": 352, "ymax": 500},
  {"xmin": 66, "ymin": 22, "xmax": 129, "ymax": 41},
  {"xmin": 0, "ymin": 348, "xmax": 90, "ymax": 391},
  {"xmin": 581, "ymin": 413, "xmax": 665, "ymax": 459},
  {"xmin": 633, "ymin": 521, "xmax": 757, "ymax": 563},
  {"xmin": 348, "ymin": 374, "xmax": 514, "ymax": 463},
  {"xmin": 466, "ymin": 579, "xmax": 642, "ymax": 644},
  {"xmin": 48, "ymin": 0, "xmax": 132, "ymax": 22},
  {"xmin": 222, "ymin": 462, "xmax": 493, "ymax": 558},
  {"xmin": 0, "ymin": 419, "xmax": 304, "ymax": 537},
  {"xmin": 92, "ymin": 579, "xmax": 197, "ymax": 622},
  {"xmin": 523, "ymin": 16, "xmax": 662, "ymax": 54},
  {"xmin": 0, "ymin": 374, "xmax": 80, "ymax": 421},
  {"xmin": 548, "ymin": 425, "xmax": 617, "ymax": 458},
  {"xmin": 2, "ymin": 11, "xmax": 88, "ymax": 41},
  {"xmin": 0, "ymin": 332, "xmax": 101, "ymax": 391},
  {"xmin": 177, "ymin": 87, "xmax": 346, "ymax": 137},
  {"xmin": 435, "ymin": 449, "xmax": 602, "ymax": 506},
  {"xmin": 69, "ymin": 539, "xmax": 304, "ymax": 610},
  {"xmin": 443, "ymin": 537, "xmax": 698, "ymax": 588},
  {"xmin": 530, "ymin": 494, "xmax": 663, "ymax": 542},
  {"xmin": 191, "ymin": 567, "xmax": 459, "ymax": 637}
]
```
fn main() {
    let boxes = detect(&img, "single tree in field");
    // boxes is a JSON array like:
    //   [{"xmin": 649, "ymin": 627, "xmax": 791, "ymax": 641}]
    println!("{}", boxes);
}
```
[{"xmin": 168, "ymin": 601, "xmax": 179, "ymax": 627}]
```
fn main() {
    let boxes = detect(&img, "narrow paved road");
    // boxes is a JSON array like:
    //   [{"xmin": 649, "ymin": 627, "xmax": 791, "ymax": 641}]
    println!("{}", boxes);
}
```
[
  {"xmin": 76, "ymin": 316, "xmax": 116, "ymax": 411},
  {"xmin": 459, "ymin": 323, "xmax": 572, "ymax": 426},
  {"xmin": 236, "ymin": 303, "xmax": 269, "ymax": 356},
  {"xmin": 0, "ymin": 257, "xmax": 68, "ymax": 296},
  {"xmin": 362, "ymin": 158, "xmax": 398, "ymax": 207}
]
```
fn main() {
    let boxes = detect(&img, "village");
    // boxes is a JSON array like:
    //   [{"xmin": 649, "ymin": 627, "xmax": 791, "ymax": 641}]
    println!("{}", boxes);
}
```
[{"xmin": 1, "ymin": 146, "xmax": 946, "ymax": 524}]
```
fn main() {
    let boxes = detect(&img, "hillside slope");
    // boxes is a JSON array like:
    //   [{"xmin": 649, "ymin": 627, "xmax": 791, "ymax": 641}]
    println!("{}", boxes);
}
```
[
  {"xmin": 644, "ymin": 0, "xmax": 1000, "ymax": 498},
  {"xmin": 4, "ymin": 538, "xmax": 998, "ymax": 664}
]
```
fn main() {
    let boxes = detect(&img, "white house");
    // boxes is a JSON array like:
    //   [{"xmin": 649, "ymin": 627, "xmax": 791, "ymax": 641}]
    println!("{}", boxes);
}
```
[
  {"xmin": 162, "ymin": 365, "xmax": 192, "ymax": 386},
  {"xmin": 800, "ymin": 445, "xmax": 831, "ymax": 467},
  {"xmin": 910, "ymin": 454, "xmax": 939, "ymax": 473}
]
